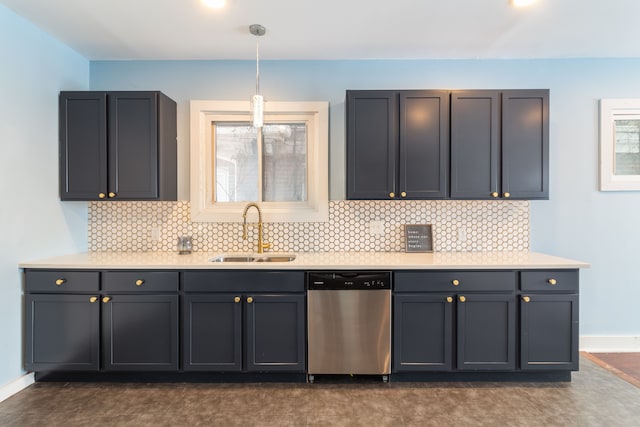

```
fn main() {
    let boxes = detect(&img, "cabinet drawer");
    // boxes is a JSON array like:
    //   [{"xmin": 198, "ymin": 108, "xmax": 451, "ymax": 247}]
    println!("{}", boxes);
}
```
[
  {"xmin": 103, "ymin": 271, "xmax": 178, "ymax": 292},
  {"xmin": 26, "ymin": 270, "xmax": 99, "ymax": 292},
  {"xmin": 520, "ymin": 270, "xmax": 578, "ymax": 292},
  {"xmin": 183, "ymin": 271, "xmax": 304, "ymax": 293},
  {"xmin": 395, "ymin": 271, "xmax": 516, "ymax": 292}
]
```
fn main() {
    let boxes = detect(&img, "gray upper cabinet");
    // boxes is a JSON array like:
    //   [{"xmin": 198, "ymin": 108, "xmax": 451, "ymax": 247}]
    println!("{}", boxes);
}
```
[
  {"xmin": 450, "ymin": 89, "xmax": 549, "ymax": 200},
  {"xmin": 502, "ymin": 90, "xmax": 549, "ymax": 200},
  {"xmin": 347, "ymin": 90, "xmax": 449, "ymax": 200},
  {"xmin": 59, "ymin": 91, "xmax": 177, "ymax": 201}
]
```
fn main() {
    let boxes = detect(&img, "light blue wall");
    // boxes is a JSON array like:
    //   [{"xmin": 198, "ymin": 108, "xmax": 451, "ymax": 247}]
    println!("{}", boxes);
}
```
[
  {"xmin": 92, "ymin": 58, "xmax": 640, "ymax": 338},
  {"xmin": 0, "ymin": 4, "xmax": 89, "ymax": 388}
]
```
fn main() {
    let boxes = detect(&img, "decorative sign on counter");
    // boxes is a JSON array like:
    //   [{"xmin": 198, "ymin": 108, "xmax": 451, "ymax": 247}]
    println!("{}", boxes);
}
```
[{"xmin": 404, "ymin": 224, "xmax": 433, "ymax": 253}]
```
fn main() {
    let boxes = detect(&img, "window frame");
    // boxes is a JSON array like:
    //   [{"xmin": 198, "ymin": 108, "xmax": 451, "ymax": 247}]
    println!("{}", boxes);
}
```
[
  {"xmin": 190, "ymin": 100, "xmax": 329, "ymax": 222},
  {"xmin": 600, "ymin": 98, "xmax": 640, "ymax": 191}
]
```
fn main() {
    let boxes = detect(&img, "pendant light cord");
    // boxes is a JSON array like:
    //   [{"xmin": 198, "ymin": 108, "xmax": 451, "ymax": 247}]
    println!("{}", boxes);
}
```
[{"xmin": 255, "ymin": 40, "xmax": 260, "ymax": 95}]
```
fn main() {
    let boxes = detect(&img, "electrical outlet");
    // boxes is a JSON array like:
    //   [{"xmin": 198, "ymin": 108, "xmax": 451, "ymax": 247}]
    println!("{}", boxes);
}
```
[
  {"xmin": 457, "ymin": 228, "xmax": 467, "ymax": 242},
  {"xmin": 369, "ymin": 220, "xmax": 384, "ymax": 236},
  {"xmin": 150, "ymin": 226, "xmax": 161, "ymax": 242}
]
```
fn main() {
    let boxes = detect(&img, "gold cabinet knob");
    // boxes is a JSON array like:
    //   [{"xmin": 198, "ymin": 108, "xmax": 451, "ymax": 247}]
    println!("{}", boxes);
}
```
[
  {"xmin": 400, "ymin": 192, "xmax": 407, "ymax": 198},
  {"xmin": 522, "ymin": 296, "xmax": 531, "ymax": 303},
  {"xmin": 234, "ymin": 296, "xmax": 241, "ymax": 303},
  {"xmin": 98, "ymin": 193, "xmax": 106, "ymax": 199},
  {"xmin": 55, "ymin": 279, "xmax": 66, "ymax": 286},
  {"xmin": 459, "ymin": 296, "xmax": 466, "ymax": 303},
  {"xmin": 89, "ymin": 296, "xmax": 98, "ymax": 303},
  {"xmin": 446, "ymin": 296, "xmax": 453, "ymax": 303},
  {"xmin": 389, "ymin": 192, "xmax": 395, "ymax": 198},
  {"xmin": 247, "ymin": 297, "xmax": 254, "ymax": 304},
  {"xmin": 548, "ymin": 278, "xmax": 557, "ymax": 285},
  {"xmin": 491, "ymin": 192, "xmax": 499, "ymax": 198},
  {"xmin": 503, "ymin": 192, "xmax": 511, "ymax": 198},
  {"xmin": 135, "ymin": 279, "xmax": 144, "ymax": 286},
  {"xmin": 452, "ymin": 279, "xmax": 460, "ymax": 286},
  {"xmin": 108, "ymin": 192, "xmax": 116, "ymax": 198},
  {"xmin": 102, "ymin": 297, "xmax": 111, "ymax": 303}
]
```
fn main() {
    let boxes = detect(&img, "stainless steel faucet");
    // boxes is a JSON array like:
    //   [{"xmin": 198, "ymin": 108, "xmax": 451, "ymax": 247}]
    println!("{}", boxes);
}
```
[{"xmin": 242, "ymin": 202, "xmax": 271, "ymax": 254}]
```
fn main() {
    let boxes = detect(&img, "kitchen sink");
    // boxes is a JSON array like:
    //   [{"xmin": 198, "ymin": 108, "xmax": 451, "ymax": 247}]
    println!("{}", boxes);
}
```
[
  {"xmin": 209, "ymin": 254, "xmax": 296, "ymax": 263},
  {"xmin": 255, "ymin": 255, "xmax": 297, "ymax": 262},
  {"xmin": 210, "ymin": 255, "xmax": 256, "ymax": 262}
]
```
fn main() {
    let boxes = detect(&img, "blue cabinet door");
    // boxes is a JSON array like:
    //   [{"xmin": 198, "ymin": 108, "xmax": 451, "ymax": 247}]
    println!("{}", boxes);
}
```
[
  {"xmin": 393, "ymin": 293, "xmax": 453, "ymax": 372},
  {"xmin": 245, "ymin": 294, "xmax": 306, "ymax": 372},
  {"xmin": 182, "ymin": 293, "xmax": 243, "ymax": 372}
]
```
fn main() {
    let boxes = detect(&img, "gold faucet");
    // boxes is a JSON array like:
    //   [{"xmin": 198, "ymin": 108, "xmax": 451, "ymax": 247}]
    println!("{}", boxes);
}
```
[{"xmin": 242, "ymin": 202, "xmax": 272, "ymax": 254}]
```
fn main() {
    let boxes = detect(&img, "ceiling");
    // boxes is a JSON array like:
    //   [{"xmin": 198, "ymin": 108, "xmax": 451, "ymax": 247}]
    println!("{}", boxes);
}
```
[{"xmin": 1, "ymin": 0, "xmax": 639, "ymax": 61}]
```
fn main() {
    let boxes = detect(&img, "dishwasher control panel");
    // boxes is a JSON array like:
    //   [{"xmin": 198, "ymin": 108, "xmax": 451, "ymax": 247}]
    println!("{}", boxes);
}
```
[{"xmin": 307, "ymin": 272, "xmax": 391, "ymax": 290}]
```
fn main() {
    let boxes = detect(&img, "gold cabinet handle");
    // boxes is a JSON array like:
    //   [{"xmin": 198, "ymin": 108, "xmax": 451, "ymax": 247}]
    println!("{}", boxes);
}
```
[
  {"xmin": 89, "ymin": 296, "xmax": 98, "ymax": 303},
  {"xmin": 135, "ymin": 279, "xmax": 144, "ymax": 286},
  {"xmin": 234, "ymin": 296, "xmax": 241, "ymax": 303},
  {"xmin": 55, "ymin": 279, "xmax": 66, "ymax": 286},
  {"xmin": 452, "ymin": 279, "xmax": 460, "ymax": 286},
  {"xmin": 400, "ymin": 191, "xmax": 407, "ymax": 198},
  {"xmin": 108, "ymin": 192, "xmax": 117, "ymax": 198},
  {"xmin": 446, "ymin": 296, "xmax": 453, "ymax": 303},
  {"xmin": 389, "ymin": 192, "xmax": 395, "ymax": 198},
  {"xmin": 98, "ymin": 193, "xmax": 106, "ymax": 199},
  {"xmin": 102, "ymin": 296, "xmax": 111, "ymax": 303},
  {"xmin": 503, "ymin": 192, "xmax": 511, "ymax": 198},
  {"xmin": 547, "ymin": 278, "xmax": 557, "ymax": 285},
  {"xmin": 491, "ymin": 192, "xmax": 499, "ymax": 198},
  {"xmin": 247, "ymin": 297, "xmax": 254, "ymax": 304},
  {"xmin": 459, "ymin": 295, "xmax": 466, "ymax": 303},
  {"xmin": 522, "ymin": 296, "xmax": 531, "ymax": 303}
]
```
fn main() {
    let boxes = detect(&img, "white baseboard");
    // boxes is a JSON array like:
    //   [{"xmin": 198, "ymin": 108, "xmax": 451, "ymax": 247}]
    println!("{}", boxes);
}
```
[
  {"xmin": 0, "ymin": 373, "xmax": 35, "ymax": 403},
  {"xmin": 580, "ymin": 336, "xmax": 640, "ymax": 352}
]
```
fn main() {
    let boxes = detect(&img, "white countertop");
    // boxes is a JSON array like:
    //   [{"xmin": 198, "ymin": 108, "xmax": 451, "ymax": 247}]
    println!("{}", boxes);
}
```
[{"xmin": 19, "ymin": 251, "xmax": 590, "ymax": 270}]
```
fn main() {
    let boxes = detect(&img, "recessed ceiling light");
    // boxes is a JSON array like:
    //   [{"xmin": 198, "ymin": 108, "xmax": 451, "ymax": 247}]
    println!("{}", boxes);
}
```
[
  {"xmin": 202, "ymin": 0, "xmax": 225, "ymax": 9},
  {"xmin": 511, "ymin": 0, "xmax": 536, "ymax": 7}
]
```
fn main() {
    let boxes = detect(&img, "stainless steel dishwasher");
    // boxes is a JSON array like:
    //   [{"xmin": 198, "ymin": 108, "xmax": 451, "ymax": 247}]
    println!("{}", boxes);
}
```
[{"xmin": 307, "ymin": 271, "xmax": 391, "ymax": 382}]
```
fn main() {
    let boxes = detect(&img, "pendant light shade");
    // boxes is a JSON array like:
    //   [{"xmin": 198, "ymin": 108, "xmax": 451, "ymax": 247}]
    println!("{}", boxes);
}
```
[
  {"xmin": 251, "ymin": 94, "xmax": 264, "ymax": 128},
  {"xmin": 250, "ymin": 24, "xmax": 266, "ymax": 128}
]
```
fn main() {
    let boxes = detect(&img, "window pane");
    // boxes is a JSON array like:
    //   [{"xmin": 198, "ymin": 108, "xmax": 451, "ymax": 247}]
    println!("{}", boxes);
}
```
[
  {"xmin": 262, "ymin": 124, "xmax": 308, "ymax": 202},
  {"xmin": 214, "ymin": 124, "xmax": 258, "ymax": 201},
  {"xmin": 614, "ymin": 119, "xmax": 640, "ymax": 175}
]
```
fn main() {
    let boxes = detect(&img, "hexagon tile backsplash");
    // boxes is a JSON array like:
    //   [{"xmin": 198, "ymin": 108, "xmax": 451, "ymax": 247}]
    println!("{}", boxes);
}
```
[{"xmin": 88, "ymin": 200, "xmax": 529, "ymax": 253}]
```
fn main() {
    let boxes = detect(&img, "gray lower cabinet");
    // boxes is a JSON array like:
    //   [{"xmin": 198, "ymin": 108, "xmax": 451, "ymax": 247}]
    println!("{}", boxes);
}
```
[
  {"xmin": 394, "ymin": 271, "xmax": 518, "ymax": 372},
  {"xmin": 25, "ymin": 270, "xmax": 179, "ymax": 372},
  {"xmin": 456, "ymin": 293, "xmax": 516, "ymax": 371},
  {"xmin": 394, "ymin": 269, "xmax": 578, "ymax": 373},
  {"xmin": 101, "ymin": 271, "xmax": 179, "ymax": 371},
  {"xmin": 101, "ymin": 294, "xmax": 179, "ymax": 371},
  {"xmin": 25, "ymin": 271, "xmax": 100, "ymax": 371},
  {"xmin": 182, "ymin": 271, "xmax": 306, "ymax": 373},
  {"xmin": 25, "ymin": 293, "xmax": 101, "ymax": 371},
  {"xmin": 393, "ymin": 293, "xmax": 453, "ymax": 371},
  {"xmin": 520, "ymin": 270, "xmax": 579, "ymax": 370}
]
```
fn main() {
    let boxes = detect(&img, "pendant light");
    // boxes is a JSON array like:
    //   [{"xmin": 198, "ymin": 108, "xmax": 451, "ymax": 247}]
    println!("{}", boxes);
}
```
[{"xmin": 249, "ymin": 24, "xmax": 266, "ymax": 128}]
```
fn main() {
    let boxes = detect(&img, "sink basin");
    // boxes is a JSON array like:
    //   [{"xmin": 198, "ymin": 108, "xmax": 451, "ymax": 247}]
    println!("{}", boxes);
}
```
[
  {"xmin": 255, "ymin": 255, "xmax": 297, "ymax": 262},
  {"xmin": 209, "ymin": 254, "xmax": 296, "ymax": 263},
  {"xmin": 210, "ymin": 255, "xmax": 256, "ymax": 262}
]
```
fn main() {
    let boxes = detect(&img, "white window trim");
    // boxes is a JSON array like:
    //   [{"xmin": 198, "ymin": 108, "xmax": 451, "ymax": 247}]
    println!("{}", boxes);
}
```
[
  {"xmin": 190, "ymin": 100, "xmax": 329, "ymax": 222},
  {"xmin": 600, "ymin": 99, "xmax": 640, "ymax": 191}
]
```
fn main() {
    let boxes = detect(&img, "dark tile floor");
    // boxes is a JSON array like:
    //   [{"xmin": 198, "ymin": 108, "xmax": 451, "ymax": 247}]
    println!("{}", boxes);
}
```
[{"xmin": 1, "ymin": 355, "xmax": 640, "ymax": 427}]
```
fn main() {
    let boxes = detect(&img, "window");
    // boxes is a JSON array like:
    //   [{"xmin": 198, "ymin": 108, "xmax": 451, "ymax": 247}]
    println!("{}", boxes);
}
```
[
  {"xmin": 190, "ymin": 100, "xmax": 328, "ymax": 221},
  {"xmin": 600, "ymin": 99, "xmax": 640, "ymax": 190},
  {"xmin": 215, "ymin": 123, "xmax": 307, "ymax": 202}
]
